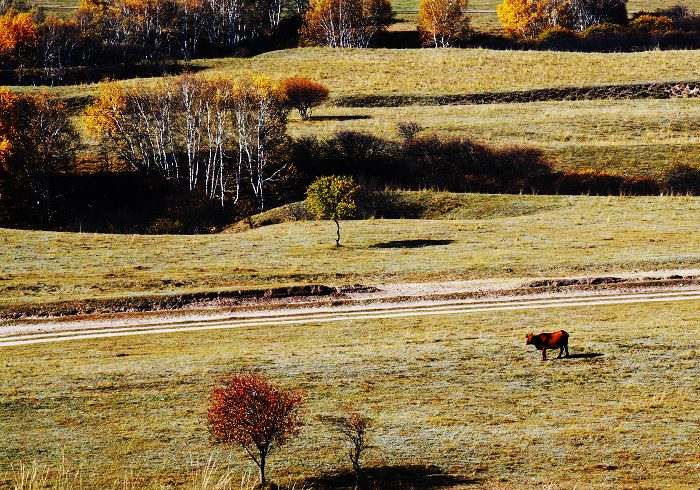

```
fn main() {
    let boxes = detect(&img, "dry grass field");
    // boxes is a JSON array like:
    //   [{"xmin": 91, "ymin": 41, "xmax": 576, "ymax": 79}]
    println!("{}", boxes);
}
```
[
  {"xmin": 19, "ymin": 48, "xmax": 700, "ymax": 101},
  {"xmin": 1, "ymin": 299, "xmax": 698, "ymax": 488},
  {"xmin": 1, "ymin": 193, "xmax": 699, "ymax": 307},
  {"xmin": 44, "ymin": 48, "xmax": 699, "ymax": 179},
  {"xmin": 194, "ymin": 49, "xmax": 700, "ymax": 98},
  {"xmin": 287, "ymin": 98, "xmax": 700, "ymax": 176}
]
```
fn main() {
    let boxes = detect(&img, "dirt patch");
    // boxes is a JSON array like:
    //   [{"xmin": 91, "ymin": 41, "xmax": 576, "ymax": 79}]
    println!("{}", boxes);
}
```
[{"xmin": 334, "ymin": 80, "xmax": 700, "ymax": 107}]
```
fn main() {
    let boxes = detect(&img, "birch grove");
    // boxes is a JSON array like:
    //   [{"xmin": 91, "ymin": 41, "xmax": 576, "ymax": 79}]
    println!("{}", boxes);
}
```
[{"xmin": 85, "ymin": 74, "xmax": 290, "ymax": 209}]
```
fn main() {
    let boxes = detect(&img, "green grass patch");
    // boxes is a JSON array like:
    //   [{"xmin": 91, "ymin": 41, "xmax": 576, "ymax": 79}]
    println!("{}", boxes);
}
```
[
  {"xmin": 1, "ymin": 194, "xmax": 699, "ymax": 306},
  {"xmin": 1, "ymin": 300, "xmax": 699, "ymax": 488}
]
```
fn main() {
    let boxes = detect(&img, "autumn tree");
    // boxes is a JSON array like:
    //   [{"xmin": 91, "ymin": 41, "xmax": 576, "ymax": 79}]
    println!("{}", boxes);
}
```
[
  {"xmin": 231, "ymin": 76, "xmax": 291, "ymax": 209},
  {"xmin": 0, "ymin": 89, "xmax": 77, "ymax": 224},
  {"xmin": 497, "ymin": 0, "xmax": 627, "ymax": 38},
  {"xmin": 417, "ymin": 0, "xmax": 470, "ymax": 47},
  {"xmin": 302, "ymin": 0, "xmax": 393, "ymax": 47},
  {"xmin": 85, "ymin": 74, "xmax": 289, "ymax": 209},
  {"xmin": 306, "ymin": 175, "xmax": 359, "ymax": 246},
  {"xmin": 281, "ymin": 76, "xmax": 330, "ymax": 120},
  {"xmin": 39, "ymin": 15, "xmax": 82, "ymax": 82},
  {"xmin": 207, "ymin": 372, "xmax": 303, "ymax": 487},
  {"xmin": 0, "ymin": 9, "xmax": 39, "ymax": 68}
]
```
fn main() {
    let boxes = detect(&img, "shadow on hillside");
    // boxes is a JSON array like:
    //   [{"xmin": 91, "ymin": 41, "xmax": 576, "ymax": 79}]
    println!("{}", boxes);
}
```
[
  {"xmin": 300, "ymin": 464, "xmax": 479, "ymax": 489},
  {"xmin": 310, "ymin": 115, "xmax": 372, "ymax": 121},
  {"xmin": 566, "ymin": 353, "xmax": 604, "ymax": 359},
  {"xmin": 371, "ymin": 239, "xmax": 455, "ymax": 249}
]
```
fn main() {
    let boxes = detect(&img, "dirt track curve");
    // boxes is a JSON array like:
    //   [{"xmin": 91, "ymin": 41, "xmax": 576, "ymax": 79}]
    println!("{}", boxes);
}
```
[{"xmin": 2, "ymin": 289, "xmax": 700, "ymax": 347}]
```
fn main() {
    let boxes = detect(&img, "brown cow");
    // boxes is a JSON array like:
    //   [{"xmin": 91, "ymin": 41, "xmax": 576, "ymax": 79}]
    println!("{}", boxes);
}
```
[{"xmin": 526, "ymin": 330, "xmax": 570, "ymax": 361}]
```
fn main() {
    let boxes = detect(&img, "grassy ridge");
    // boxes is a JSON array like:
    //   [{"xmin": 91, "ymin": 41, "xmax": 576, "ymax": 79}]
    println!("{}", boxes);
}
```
[
  {"xmin": 16, "ymin": 49, "xmax": 700, "ymax": 100},
  {"xmin": 287, "ymin": 98, "xmax": 700, "ymax": 176},
  {"xmin": 1, "ymin": 194, "xmax": 699, "ymax": 307},
  {"xmin": 1, "ymin": 300, "xmax": 698, "ymax": 488},
  {"xmin": 195, "ymin": 48, "xmax": 700, "ymax": 97}
]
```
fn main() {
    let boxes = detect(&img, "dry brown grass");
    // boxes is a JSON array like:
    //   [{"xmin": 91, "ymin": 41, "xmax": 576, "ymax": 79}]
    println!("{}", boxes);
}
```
[
  {"xmin": 1, "ymin": 194, "xmax": 699, "ymax": 307},
  {"xmin": 286, "ymin": 98, "xmax": 700, "ymax": 176},
  {"xmin": 1, "ymin": 300, "xmax": 698, "ymax": 488}
]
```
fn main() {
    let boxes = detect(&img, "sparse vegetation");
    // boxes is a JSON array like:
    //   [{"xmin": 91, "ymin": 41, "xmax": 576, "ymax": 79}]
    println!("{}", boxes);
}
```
[
  {"xmin": 2, "ymin": 300, "xmax": 699, "ymax": 487},
  {"xmin": 0, "ymin": 193, "xmax": 699, "ymax": 308}
]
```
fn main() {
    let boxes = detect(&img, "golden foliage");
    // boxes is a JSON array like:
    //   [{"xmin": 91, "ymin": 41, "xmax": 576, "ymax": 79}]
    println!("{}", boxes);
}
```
[
  {"xmin": 417, "ymin": 0, "xmax": 470, "ymax": 47},
  {"xmin": 0, "ymin": 10, "xmax": 39, "ymax": 62},
  {"xmin": 302, "ymin": 0, "xmax": 393, "ymax": 47}
]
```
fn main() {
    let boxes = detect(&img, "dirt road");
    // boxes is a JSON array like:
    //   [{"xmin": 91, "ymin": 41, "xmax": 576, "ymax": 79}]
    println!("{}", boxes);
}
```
[{"xmin": 2, "ymin": 287, "xmax": 700, "ymax": 347}]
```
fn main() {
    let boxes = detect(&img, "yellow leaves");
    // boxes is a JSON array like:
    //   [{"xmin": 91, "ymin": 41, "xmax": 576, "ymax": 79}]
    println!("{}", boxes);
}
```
[
  {"xmin": 0, "ymin": 88, "xmax": 20, "ymax": 168},
  {"xmin": 417, "ymin": 0, "xmax": 470, "ymax": 47},
  {"xmin": 0, "ymin": 10, "xmax": 39, "ymax": 61},
  {"xmin": 306, "ymin": 175, "xmax": 359, "ymax": 221},
  {"xmin": 84, "ymin": 81, "xmax": 130, "ymax": 137}
]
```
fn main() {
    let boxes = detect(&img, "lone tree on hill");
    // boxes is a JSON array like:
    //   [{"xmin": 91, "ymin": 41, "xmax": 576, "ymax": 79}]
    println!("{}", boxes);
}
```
[
  {"xmin": 282, "ymin": 76, "xmax": 330, "ymax": 120},
  {"xmin": 207, "ymin": 371, "xmax": 303, "ymax": 487},
  {"xmin": 306, "ymin": 175, "xmax": 359, "ymax": 247}
]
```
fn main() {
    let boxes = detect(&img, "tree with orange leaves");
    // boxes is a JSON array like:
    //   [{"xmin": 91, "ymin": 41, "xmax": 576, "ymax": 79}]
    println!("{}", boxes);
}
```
[
  {"xmin": 0, "ymin": 89, "xmax": 20, "ymax": 167},
  {"xmin": 0, "ymin": 9, "xmax": 39, "ymax": 66},
  {"xmin": 207, "ymin": 372, "xmax": 303, "ymax": 487},
  {"xmin": 0, "ymin": 89, "xmax": 76, "ymax": 223},
  {"xmin": 417, "ymin": 0, "xmax": 470, "ymax": 47},
  {"xmin": 497, "ymin": 0, "xmax": 627, "ymax": 38},
  {"xmin": 281, "ymin": 76, "xmax": 329, "ymax": 120}
]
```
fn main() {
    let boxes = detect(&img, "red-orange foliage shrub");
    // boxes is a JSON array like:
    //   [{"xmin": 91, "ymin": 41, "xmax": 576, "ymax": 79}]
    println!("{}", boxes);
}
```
[
  {"xmin": 282, "ymin": 76, "xmax": 330, "ymax": 120},
  {"xmin": 207, "ymin": 372, "xmax": 303, "ymax": 486}
]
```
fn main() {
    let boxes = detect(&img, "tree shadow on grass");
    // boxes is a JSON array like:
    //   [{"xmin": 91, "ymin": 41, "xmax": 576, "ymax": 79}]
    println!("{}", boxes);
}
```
[
  {"xmin": 309, "ymin": 115, "xmax": 373, "ymax": 121},
  {"xmin": 370, "ymin": 239, "xmax": 455, "ymax": 249},
  {"xmin": 300, "ymin": 465, "xmax": 479, "ymax": 489},
  {"xmin": 566, "ymin": 353, "xmax": 604, "ymax": 359}
]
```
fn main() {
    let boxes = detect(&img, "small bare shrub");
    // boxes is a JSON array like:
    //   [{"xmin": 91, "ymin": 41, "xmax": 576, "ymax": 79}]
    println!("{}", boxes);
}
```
[
  {"xmin": 395, "ymin": 121, "xmax": 424, "ymax": 141},
  {"xmin": 331, "ymin": 412, "xmax": 372, "ymax": 484}
]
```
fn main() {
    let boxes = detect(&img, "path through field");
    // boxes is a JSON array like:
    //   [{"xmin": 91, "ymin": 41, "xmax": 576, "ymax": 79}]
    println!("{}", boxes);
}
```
[{"xmin": 3, "ymin": 287, "xmax": 700, "ymax": 347}]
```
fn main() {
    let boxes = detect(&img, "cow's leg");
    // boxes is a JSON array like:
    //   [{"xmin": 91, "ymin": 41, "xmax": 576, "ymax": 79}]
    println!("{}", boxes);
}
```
[
  {"xmin": 565, "ymin": 341, "xmax": 570, "ymax": 358},
  {"xmin": 542, "ymin": 348, "xmax": 547, "ymax": 361},
  {"xmin": 557, "ymin": 346, "xmax": 564, "ymax": 359}
]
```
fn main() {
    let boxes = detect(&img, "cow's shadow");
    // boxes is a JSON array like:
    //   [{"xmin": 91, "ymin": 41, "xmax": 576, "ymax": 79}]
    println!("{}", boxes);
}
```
[
  {"xmin": 299, "ymin": 464, "xmax": 479, "ymax": 489},
  {"xmin": 565, "ymin": 353, "xmax": 604, "ymax": 359}
]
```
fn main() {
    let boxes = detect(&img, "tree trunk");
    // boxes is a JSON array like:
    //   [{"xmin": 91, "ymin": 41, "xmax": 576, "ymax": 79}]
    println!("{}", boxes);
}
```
[
  {"xmin": 259, "ymin": 451, "xmax": 266, "ymax": 487},
  {"xmin": 334, "ymin": 218, "xmax": 340, "ymax": 247}
]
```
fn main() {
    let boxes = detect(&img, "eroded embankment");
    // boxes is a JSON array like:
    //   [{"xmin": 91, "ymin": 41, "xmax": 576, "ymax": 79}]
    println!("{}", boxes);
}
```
[
  {"xmin": 334, "ymin": 80, "xmax": 700, "ymax": 107},
  {"xmin": 2, "ymin": 273, "xmax": 699, "ymax": 322}
]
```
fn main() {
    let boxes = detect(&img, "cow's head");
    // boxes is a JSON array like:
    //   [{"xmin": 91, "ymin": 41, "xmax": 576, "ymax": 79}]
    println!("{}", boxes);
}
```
[{"xmin": 525, "ymin": 333, "xmax": 534, "ymax": 345}]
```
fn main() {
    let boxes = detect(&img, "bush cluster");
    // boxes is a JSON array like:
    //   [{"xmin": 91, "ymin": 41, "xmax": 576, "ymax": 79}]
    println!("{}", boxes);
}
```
[{"xmin": 529, "ymin": 7, "xmax": 700, "ymax": 50}]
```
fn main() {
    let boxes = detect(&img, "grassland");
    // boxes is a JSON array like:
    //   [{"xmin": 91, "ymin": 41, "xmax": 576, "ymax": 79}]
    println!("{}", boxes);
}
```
[
  {"xmin": 18, "ymin": 48, "xmax": 700, "ymax": 101},
  {"xmin": 196, "ymin": 49, "xmax": 700, "ymax": 98},
  {"xmin": 51, "ymin": 47, "xmax": 699, "ymax": 179},
  {"xmin": 287, "ymin": 98, "xmax": 700, "ymax": 177},
  {"xmin": 1, "ymin": 194, "xmax": 699, "ymax": 307},
  {"xmin": 2, "ymin": 299, "xmax": 698, "ymax": 488}
]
